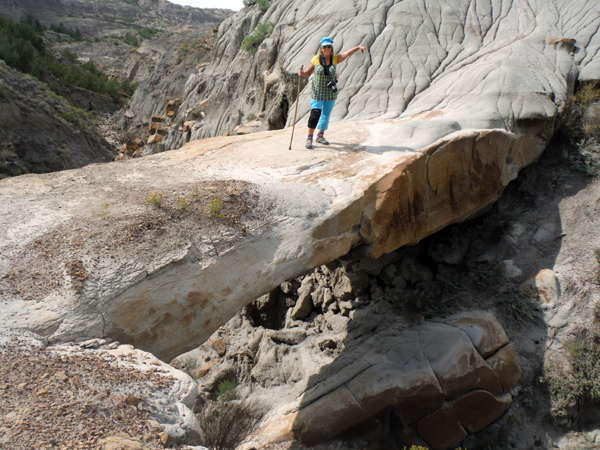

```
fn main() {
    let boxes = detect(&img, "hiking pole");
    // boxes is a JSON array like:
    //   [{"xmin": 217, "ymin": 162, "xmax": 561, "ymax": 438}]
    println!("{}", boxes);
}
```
[{"xmin": 289, "ymin": 65, "xmax": 303, "ymax": 150}]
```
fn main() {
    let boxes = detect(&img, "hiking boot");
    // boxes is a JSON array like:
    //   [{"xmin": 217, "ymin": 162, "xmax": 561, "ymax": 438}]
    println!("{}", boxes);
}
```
[
  {"xmin": 305, "ymin": 137, "xmax": 313, "ymax": 149},
  {"xmin": 316, "ymin": 134, "xmax": 330, "ymax": 145}
]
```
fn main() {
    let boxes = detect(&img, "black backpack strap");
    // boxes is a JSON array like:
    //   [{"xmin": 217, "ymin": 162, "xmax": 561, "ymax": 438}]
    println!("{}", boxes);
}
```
[{"xmin": 320, "ymin": 55, "xmax": 332, "ymax": 78}]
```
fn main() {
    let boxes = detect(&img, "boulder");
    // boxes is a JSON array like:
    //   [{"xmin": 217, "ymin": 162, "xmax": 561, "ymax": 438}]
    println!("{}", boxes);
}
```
[
  {"xmin": 451, "ymin": 390, "xmax": 512, "ymax": 433},
  {"xmin": 126, "ymin": 138, "xmax": 143, "ymax": 150},
  {"xmin": 147, "ymin": 134, "xmax": 163, "ymax": 144},
  {"xmin": 209, "ymin": 338, "xmax": 226, "ymax": 357},
  {"xmin": 291, "ymin": 276, "xmax": 315, "ymax": 320},
  {"xmin": 418, "ymin": 323, "xmax": 502, "ymax": 399},
  {"xmin": 428, "ymin": 228, "xmax": 470, "ymax": 265},
  {"xmin": 359, "ymin": 257, "xmax": 384, "ymax": 276},
  {"xmin": 290, "ymin": 316, "xmax": 513, "ymax": 444},
  {"xmin": 519, "ymin": 269, "xmax": 560, "ymax": 309},
  {"xmin": 101, "ymin": 433, "xmax": 147, "ymax": 450},
  {"xmin": 148, "ymin": 122, "xmax": 163, "ymax": 135},
  {"xmin": 417, "ymin": 404, "xmax": 467, "ymax": 450},
  {"xmin": 445, "ymin": 311, "xmax": 510, "ymax": 358},
  {"xmin": 194, "ymin": 364, "xmax": 211, "ymax": 378},
  {"xmin": 166, "ymin": 99, "xmax": 179, "ymax": 117},
  {"xmin": 533, "ymin": 223, "xmax": 556, "ymax": 242},
  {"xmin": 400, "ymin": 257, "xmax": 433, "ymax": 285},
  {"xmin": 293, "ymin": 328, "xmax": 444, "ymax": 444},
  {"xmin": 495, "ymin": 260, "xmax": 523, "ymax": 279},
  {"xmin": 486, "ymin": 344, "xmax": 522, "ymax": 392}
]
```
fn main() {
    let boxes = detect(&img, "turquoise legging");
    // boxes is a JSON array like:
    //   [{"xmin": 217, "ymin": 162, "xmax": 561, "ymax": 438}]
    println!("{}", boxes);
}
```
[{"xmin": 311, "ymin": 99, "xmax": 336, "ymax": 131}]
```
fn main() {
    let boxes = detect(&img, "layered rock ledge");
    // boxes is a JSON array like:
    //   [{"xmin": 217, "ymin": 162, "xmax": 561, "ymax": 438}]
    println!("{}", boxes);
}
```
[{"xmin": 0, "ymin": 118, "xmax": 566, "ymax": 360}]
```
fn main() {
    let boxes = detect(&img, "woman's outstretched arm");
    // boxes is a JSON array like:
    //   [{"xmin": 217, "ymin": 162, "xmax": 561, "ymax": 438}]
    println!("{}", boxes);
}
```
[{"xmin": 337, "ymin": 45, "xmax": 366, "ymax": 63}]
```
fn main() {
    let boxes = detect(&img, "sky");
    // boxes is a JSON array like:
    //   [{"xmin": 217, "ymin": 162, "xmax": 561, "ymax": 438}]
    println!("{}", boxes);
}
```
[{"xmin": 168, "ymin": 0, "xmax": 243, "ymax": 11}]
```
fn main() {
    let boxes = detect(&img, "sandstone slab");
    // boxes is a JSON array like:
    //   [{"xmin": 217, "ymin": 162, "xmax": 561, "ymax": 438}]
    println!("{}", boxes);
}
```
[
  {"xmin": 446, "ymin": 311, "xmax": 510, "ymax": 358},
  {"xmin": 288, "ymin": 315, "xmax": 515, "ymax": 444},
  {"xmin": 486, "ymin": 344, "xmax": 522, "ymax": 392},
  {"xmin": 417, "ymin": 404, "xmax": 467, "ymax": 450},
  {"xmin": 418, "ymin": 323, "xmax": 502, "ymax": 399},
  {"xmin": 451, "ymin": 390, "xmax": 512, "ymax": 433}
]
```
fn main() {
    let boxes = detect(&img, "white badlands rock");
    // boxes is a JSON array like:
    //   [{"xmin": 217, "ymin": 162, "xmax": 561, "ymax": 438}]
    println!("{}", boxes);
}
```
[{"xmin": 1, "ymin": 0, "xmax": 600, "ymax": 359}]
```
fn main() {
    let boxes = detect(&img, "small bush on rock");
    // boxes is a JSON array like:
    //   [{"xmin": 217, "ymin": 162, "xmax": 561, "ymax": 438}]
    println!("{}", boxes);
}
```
[
  {"xmin": 243, "ymin": 0, "xmax": 270, "ymax": 10},
  {"xmin": 498, "ymin": 292, "xmax": 538, "ymax": 324},
  {"xmin": 242, "ymin": 22, "xmax": 276, "ymax": 53},
  {"xmin": 543, "ymin": 328, "xmax": 600, "ymax": 423},
  {"xmin": 559, "ymin": 82, "xmax": 600, "ymax": 177},
  {"xmin": 216, "ymin": 379, "xmax": 237, "ymax": 401},
  {"xmin": 197, "ymin": 399, "xmax": 264, "ymax": 450},
  {"xmin": 176, "ymin": 196, "xmax": 189, "ymax": 210},
  {"xmin": 147, "ymin": 192, "xmax": 163, "ymax": 208},
  {"xmin": 206, "ymin": 198, "xmax": 223, "ymax": 218}
]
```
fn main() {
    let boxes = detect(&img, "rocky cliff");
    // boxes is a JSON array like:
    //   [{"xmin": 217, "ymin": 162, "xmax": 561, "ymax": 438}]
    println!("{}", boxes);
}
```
[
  {"xmin": 3, "ymin": 0, "xmax": 600, "ymax": 447},
  {"xmin": 116, "ymin": 0, "xmax": 600, "ymax": 153},
  {"xmin": 2, "ymin": 0, "xmax": 599, "ymax": 362},
  {"xmin": 0, "ymin": 61, "xmax": 115, "ymax": 178}
]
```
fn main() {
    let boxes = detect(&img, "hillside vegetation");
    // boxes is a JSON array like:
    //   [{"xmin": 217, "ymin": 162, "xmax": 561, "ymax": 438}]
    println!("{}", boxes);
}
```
[{"xmin": 0, "ymin": 15, "xmax": 137, "ymax": 104}]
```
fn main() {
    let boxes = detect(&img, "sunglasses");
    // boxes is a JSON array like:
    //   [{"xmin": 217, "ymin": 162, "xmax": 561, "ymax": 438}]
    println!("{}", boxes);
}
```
[{"xmin": 322, "ymin": 45, "xmax": 333, "ymax": 49}]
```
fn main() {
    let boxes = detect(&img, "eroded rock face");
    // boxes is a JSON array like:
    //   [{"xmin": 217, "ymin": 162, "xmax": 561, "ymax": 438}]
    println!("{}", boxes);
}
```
[
  {"xmin": 0, "ymin": 61, "xmax": 116, "ymax": 179},
  {"xmin": 160, "ymin": 0, "xmax": 600, "ymax": 144},
  {"xmin": 286, "ymin": 313, "xmax": 519, "ymax": 448},
  {"xmin": 176, "ymin": 246, "xmax": 528, "ymax": 448}
]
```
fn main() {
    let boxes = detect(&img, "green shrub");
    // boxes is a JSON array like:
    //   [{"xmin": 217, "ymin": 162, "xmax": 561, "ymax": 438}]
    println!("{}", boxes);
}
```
[
  {"xmin": 243, "ymin": 0, "xmax": 270, "ymax": 10},
  {"xmin": 147, "ymin": 192, "xmax": 163, "ymax": 208},
  {"xmin": 176, "ymin": 196, "xmax": 189, "ymax": 210},
  {"xmin": 241, "ymin": 22, "xmax": 275, "ymax": 53},
  {"xmin": 594, "ymin": 302, "xmax": 600, "ymax": 323},
  {"xmin": 246, "ymin": 113, "xmax": 257, "ymax": 121},
  {"xmin": 391, "ymin": 286, "xmax": 453, "ymax": 318},
  {"xmin": 564, "ymin": 140, "xmax": 600, "ymax": 177},
  {"xmin": 197, "ymin": 399, "xmax": 264, "ymax": 450},
  {"xmin": 0, "ymin": 16, "xmax": 138, "ymax": 103},
  {"xmin": 575, "ymin": 83, "xmax": 600, "ymax": 108},
  {"xmin": 206, "ymin": 198, "xmax": 224, "ymax": 218},
  {"xmin": 544, "ymin": 328, "xmax": 600, "ymax": 419},
  {"xmin": 216, "ymin": 379, "xmax": 237, "ymax": 401},
  {"xmin": 59, "ymin": 110, "xmax": 81, "ymax": 127},
  {"xmin": 59, "ymin": 48, "xmax": 78, "ymax": 63},
  {"xmin": 178, "ymin": 356, "xmax": 197, "ymax": 371},
  {"xmin": 49, "ymin": 22, "xmax": 82, "ymax": 41},
  {"xmin": 132, "ymin": 25, "xmax": 160, "ymax": 40},
  {"xmin": 558, "ymin": 83, "xmax": 600, "ymax": 177},
  {"xmin": 123, "ymin": 32, "xmax": 139, "ymax": 47},
  {"xmin": 497, "ymin": 292, "xmax": 538, "ymax": 324}
]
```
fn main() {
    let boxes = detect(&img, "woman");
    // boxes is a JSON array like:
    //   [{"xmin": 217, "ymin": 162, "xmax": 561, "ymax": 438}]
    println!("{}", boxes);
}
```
[{"xmin": 298, "ymin": 36, "xmax": 366, "ymax": 149}]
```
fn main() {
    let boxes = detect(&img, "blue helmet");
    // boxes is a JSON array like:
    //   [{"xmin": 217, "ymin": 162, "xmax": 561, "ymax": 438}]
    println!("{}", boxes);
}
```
[{"xmin": 319, "ymin": 36, "xmax": 334, "ymax": 47}]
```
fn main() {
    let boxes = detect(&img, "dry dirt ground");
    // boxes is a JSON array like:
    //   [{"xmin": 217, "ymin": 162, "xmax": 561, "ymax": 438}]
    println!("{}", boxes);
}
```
[
  {"xmin": 0, "ymin": 335, "xmax": 173, "ymax": 450},
  {"xmin": 0, "ymin": 179, "xmax": 272, "ymax": 301}
]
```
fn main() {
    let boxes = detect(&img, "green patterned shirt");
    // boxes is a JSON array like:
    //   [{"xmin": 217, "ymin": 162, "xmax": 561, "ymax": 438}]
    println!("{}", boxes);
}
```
[{"xmin": 310, "ymin": 54, "xmax": 339, "ymax": 101}]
